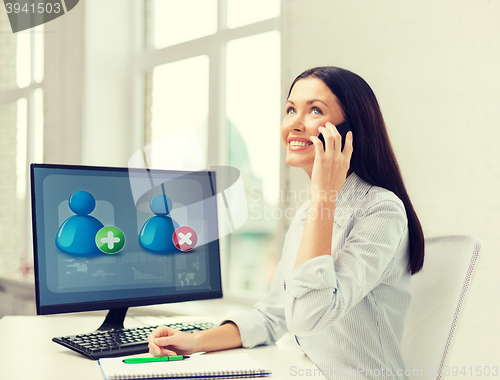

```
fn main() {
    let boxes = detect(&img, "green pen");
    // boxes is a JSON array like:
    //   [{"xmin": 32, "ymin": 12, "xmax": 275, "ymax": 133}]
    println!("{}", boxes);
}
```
[{"xmin": 123, "ymin": 355, "xmax": 190, "ymax": 364}]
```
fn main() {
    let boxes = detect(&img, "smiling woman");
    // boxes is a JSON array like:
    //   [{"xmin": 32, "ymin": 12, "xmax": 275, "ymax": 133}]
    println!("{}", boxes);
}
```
[
  {"xmin": 147, "ymin": 66, "xmax": 425, "ymax": 380},
  {"xmin": 281, "ymin": 77, "xmax": 346, "ymax": 177}
]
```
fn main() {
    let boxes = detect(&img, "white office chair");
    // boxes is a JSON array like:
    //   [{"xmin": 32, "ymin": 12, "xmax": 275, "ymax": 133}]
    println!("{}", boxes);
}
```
[{"xmin": 401, "ymin": 235, "xmax": 483, "ymax": 380}]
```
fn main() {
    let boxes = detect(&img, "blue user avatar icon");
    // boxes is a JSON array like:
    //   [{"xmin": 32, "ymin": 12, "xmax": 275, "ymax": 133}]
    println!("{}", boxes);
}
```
[
  {"xmin": 55, "ymin": 191, "xmax": 104, "ymax": 257},
  {"xmin": 139, "ymin": 194, "xmax": 179, "ymax": 253}
]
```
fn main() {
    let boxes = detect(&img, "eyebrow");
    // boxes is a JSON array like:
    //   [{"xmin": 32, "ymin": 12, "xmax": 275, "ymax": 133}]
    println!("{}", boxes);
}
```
[{"xmin": 286, "ymin": 99, "xmax": 330, "ymax": 109}]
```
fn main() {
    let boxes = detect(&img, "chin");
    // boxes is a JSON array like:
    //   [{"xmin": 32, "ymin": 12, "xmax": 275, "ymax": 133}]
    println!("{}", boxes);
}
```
[{"xmin": 285, "ymin": 154, "xmax": 313, "ymax": 170}]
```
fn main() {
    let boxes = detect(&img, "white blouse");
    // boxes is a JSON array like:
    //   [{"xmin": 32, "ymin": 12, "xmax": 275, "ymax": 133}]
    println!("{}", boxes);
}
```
[{"xmin": 226, "ymin": 172, "xmax": 412, "ymax": 379}]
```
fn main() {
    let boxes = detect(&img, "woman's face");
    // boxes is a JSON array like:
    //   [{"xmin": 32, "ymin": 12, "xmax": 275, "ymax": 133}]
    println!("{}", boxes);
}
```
[{"xmin": 281, "ymin": 77, "xmax": 345, "ymax": 176}]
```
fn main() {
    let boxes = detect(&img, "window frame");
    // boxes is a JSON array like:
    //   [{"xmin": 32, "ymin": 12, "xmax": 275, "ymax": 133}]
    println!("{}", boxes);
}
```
[
  {"xmin": 0, "ymin": 26, "xmax": 44, "ymax": 272},
  {"xmin": 131, "ymin": 0, "xmax": 284, "ymax": 303}
]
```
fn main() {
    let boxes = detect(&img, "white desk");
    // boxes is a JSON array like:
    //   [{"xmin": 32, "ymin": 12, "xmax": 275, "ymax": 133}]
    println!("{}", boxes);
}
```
[{"xmin": 0, "ymin": 315, "xmax": 326, "ymax": 379}]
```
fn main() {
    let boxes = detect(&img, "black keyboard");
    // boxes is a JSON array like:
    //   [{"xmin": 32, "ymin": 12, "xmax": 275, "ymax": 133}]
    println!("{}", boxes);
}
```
[{"xmin": 53, "ymin": 321, "xmax": 217, "ymax": 360}]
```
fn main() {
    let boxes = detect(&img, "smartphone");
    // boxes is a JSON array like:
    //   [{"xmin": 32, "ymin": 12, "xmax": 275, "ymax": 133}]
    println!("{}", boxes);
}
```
[{"xmin": 316, "ymin": 119, "xmax": 352, "ymax": 151}]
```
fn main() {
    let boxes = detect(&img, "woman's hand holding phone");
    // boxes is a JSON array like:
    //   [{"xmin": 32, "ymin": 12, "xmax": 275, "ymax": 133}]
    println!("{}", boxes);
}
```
[
  {"xmin": 309, "ymin": 121, "xmax": 353, "ymax": 205},
  {"xmin": 294, "ymin": 122, "xmax": 353, "ymax": 269}
]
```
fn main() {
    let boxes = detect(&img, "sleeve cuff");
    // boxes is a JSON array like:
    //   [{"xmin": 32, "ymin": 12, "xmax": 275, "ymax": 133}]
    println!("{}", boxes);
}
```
[
  {"xmin": 220, "ymin": 312, "xmax": 262, "ymax": 349},
  {"xmin": 284, "ymin": 255, "xmax": 338, "ymax": 299}
]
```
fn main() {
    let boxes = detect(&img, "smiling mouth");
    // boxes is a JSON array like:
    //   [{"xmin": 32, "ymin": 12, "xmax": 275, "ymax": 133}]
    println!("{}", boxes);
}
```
[{"xmin": 289, "ymin": 141, "xmax": 313, "ymax": 147}]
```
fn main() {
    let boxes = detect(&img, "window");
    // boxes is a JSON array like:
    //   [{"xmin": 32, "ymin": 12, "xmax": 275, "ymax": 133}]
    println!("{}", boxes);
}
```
[
  {"xmin": 139, "ymin": 0, "xmax": 281, "ymax": 296},
  {"xmin": 148, "ymin": 55, "xmax": 210, "ymax": 164},
  {"xmin": 0, "ymin": 12, "xmax": 44, "ymax": 275},
  {"xmin": 225, "ymin": 31, "xmax": 281, "ymax": 293}
]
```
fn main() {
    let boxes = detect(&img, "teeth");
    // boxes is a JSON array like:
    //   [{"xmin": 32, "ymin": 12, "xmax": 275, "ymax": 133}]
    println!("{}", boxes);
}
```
[{"xmin": 290, "ymin": 141, "xmax": 312, "ymax": 147}]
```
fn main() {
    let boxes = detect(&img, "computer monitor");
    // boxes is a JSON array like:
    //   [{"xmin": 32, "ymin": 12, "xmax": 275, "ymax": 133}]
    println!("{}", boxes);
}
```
[{"xmin": 30, "ymin": 163, "xmax": 222, "ymax": 331}]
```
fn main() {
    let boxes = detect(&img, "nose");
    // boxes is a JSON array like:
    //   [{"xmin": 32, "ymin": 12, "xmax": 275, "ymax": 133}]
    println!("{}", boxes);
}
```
[{"xmin": 288, "ymin": 115, "xmax": 305, "ymax": 132}]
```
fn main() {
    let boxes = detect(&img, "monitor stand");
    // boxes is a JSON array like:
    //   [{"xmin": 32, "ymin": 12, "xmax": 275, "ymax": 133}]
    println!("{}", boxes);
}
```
[{"xmin": 97, "ymin": 307, "xmax": 129, "ymax": 331}]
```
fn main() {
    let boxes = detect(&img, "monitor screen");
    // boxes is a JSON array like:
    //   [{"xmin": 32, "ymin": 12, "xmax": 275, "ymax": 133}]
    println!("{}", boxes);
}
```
[{"xmin": 31, "ymin": 163, "xmax": 222, "ymax": 319}]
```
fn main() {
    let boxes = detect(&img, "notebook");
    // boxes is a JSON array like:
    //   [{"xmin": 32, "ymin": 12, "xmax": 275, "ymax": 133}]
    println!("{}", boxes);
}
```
[{"xmin": 98, "ymin": 353, "xmax": 272, "ymax": 380}]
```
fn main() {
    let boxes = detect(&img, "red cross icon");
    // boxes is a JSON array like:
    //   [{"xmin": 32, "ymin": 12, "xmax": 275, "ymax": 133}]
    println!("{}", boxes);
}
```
[{"xmin": 172, "ymin": 226, "xmax": 198, "ymax": 252}]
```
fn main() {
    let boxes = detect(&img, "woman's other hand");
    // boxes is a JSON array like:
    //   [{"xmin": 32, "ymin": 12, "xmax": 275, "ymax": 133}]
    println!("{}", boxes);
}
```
[{"xmin": 147, "ymin": 326, "xmax": 198, "ymax": 357}]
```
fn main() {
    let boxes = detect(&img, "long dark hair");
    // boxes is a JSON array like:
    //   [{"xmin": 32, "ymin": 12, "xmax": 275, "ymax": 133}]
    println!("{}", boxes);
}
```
[{"xmin": 289, "ymin": 66, "xmax": 424, "ymax": 275}]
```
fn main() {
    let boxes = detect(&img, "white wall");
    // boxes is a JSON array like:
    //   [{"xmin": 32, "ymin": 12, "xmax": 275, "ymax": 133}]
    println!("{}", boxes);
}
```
[{"xmin": 283, "ymin": 0, "xmax": 500, "ymax": 369}]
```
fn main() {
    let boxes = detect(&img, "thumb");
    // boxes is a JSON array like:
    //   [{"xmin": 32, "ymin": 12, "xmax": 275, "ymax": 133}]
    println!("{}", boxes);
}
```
[{"xmin": 154, "ymin": 336, "xmax": 174, "ymax": 346}]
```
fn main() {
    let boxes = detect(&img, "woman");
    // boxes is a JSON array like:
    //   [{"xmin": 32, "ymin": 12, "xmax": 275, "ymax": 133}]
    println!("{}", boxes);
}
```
[{"xmin": 147, "ymin": 66, "xmax": 425, "ymax": 379}]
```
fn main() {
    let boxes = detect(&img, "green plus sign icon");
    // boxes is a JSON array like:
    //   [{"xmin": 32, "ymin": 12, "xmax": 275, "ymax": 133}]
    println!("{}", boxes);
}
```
[{"xmin": 95, "ymin": 226, "xmax": 125, "ymax": 254}]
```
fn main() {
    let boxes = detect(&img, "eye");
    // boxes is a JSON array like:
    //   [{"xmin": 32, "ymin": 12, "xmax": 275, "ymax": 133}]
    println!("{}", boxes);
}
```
[
  {"xmin": 311, "ymin": 107, "xmax": 323, "ymax": 115},
  {"xmin": 286, "ymin": 107, "xmax": 296, "ymax": 115}
]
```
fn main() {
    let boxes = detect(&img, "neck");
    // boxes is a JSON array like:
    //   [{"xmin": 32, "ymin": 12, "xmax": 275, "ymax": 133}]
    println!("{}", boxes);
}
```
[{"xmin": 304, "ymin": 168, "xmax": 353, "ymax": 180}]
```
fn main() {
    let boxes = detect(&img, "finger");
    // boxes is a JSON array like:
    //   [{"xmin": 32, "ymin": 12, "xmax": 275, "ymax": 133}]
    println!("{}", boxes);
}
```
[
  {"xmin": 317, "ymin": 126, "xmax": 332, "ymax": 153},
  {"xmin": 310, "ymin": 135, "xmax": 324, "ymax": 157},
  {"xmin": 325, "ymin": 122, "xmax": 342, "ymax": 151},
  {"xmin": 149, "ymin": 342, "xmax": 162, "ymax": 356},
  {"xmin": 148, "ymin": 326, "xmax": 176, "ymax": 352},
  {"xmin": 154, "ymin": 336, "xmax": 175, "ymax": 347},
  {"xmin": 147, "ymin": 333, "xmax": 159, "ymax": 350},
  {"xmin": 152, "ymin": 326, "xmax": 178, "ymax": 339},
  {"xmin": 149, "ymin": 347, "xmax": 177, "ymax": 356},
  {"xmin": 158, "ymin": 347, "xmax": 177, "ymax": 357},
  {"xmin": 148, "ymin": 335, "xmax": 164, "ymax": 354},
  {"xmin": 343, "ymin": 131, "xmax": 354, "ymax": 158},
  {"xmin": 149, "ymin": 325, "xmax": 170, "ymax": 338},
  {"xmin": 150, "ymin": 335, "xmax": 178, "ymax": 357}
]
